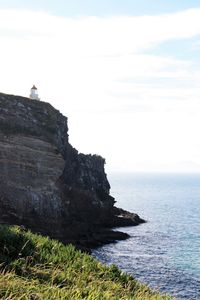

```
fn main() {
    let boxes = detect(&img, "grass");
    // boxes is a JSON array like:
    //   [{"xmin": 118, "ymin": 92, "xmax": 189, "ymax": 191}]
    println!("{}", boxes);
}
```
[{"xmin": 0, "ymin": 225, "xmax": 174, "ymax": 300}]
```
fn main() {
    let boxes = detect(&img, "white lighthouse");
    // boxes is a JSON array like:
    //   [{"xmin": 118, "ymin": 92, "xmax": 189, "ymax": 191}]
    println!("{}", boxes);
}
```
[{"xmin": 30, "ymin": 85, "xmax": 40, "ymax": 100}]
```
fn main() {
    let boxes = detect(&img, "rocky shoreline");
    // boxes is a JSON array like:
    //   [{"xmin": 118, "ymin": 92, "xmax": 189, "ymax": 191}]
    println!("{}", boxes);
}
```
[{"xmin": 73, "ymin": 207, "xmax": 146, "ymax": 251}]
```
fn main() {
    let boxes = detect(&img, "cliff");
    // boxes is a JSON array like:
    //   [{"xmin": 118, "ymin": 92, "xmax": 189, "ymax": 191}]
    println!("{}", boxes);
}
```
[{"xmin": 0, "ymin": 92, "xmax": 144, "ymax": 249}]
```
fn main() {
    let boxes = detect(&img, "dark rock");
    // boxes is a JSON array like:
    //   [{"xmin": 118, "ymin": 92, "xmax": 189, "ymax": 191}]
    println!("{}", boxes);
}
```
[
  {"xmin": 0, "ymin": 92, "xmax": 145, "ymax": 249},
  {"xmin": 112, "ymin": 207, "xmax": 146, "ymax": 227}
]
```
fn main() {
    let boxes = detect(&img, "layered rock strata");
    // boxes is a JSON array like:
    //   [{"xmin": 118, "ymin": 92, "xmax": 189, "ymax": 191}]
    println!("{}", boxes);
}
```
[{"xmin": 0, "ymin": 92, "xmax": 145, "ymax": 249}]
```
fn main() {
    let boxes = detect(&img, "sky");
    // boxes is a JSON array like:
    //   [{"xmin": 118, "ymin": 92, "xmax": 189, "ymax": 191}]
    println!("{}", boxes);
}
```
[{"xmin": 1, "ymin": 1, "xmax": 200, "ymax": 173}]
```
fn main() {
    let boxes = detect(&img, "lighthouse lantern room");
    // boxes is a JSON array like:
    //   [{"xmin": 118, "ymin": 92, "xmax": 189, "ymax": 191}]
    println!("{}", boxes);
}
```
[{"xmin": 30, "ymin": 85, "xmax": 40, "ymax": 100}]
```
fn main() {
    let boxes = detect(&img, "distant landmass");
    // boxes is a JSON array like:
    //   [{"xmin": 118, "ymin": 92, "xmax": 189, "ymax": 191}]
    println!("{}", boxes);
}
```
[{"xmin": 0, "ymin": 92, "xmax": 144, "ymax": 250}]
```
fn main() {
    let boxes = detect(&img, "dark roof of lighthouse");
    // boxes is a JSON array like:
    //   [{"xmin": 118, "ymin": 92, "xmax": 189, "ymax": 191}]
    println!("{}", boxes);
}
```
[{"xmin": 31, "ymin": 85, "xmax": 37, "ymax": 90}]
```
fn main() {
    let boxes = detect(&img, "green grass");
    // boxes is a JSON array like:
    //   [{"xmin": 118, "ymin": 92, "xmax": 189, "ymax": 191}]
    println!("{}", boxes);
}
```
[{"xmin": 0, "ymin": 225, "xmax": 174, "ymax": 300}]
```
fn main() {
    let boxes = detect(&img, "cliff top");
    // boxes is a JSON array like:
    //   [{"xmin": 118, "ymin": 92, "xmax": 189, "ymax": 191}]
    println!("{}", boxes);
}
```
[{"xmin": 0, "ymin": 92, "xmax": 68, "ymax": 148}]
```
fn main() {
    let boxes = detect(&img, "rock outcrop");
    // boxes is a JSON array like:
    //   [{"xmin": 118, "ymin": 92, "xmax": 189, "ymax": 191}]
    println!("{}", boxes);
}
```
[{"xmin": 0, "ymin": 92, "xmax": 145, "ymax": 249}]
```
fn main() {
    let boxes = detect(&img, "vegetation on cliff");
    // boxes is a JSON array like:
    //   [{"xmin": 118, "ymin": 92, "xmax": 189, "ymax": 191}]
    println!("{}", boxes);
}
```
[{"xmin": 0, "ymin": 225, "xmax": 173, "ymax": 300}]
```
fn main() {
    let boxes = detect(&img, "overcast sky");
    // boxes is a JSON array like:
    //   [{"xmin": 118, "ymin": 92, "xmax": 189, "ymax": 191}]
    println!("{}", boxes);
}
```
[{"xmin": 1, "ymin": 1, "xmax": 200, "ymax": 173}]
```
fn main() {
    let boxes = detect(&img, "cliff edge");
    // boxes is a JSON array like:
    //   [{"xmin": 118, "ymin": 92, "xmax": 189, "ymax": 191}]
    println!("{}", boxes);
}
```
[{"xmin": 0, "ymin": 92, "xmax": 144, "ymax": 249}]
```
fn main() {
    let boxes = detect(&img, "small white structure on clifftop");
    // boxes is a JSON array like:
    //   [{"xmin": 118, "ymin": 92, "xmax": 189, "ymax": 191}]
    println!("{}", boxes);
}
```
[{"xmin": 30, "ymin": 85, "xmax": 40, "ymax": 100}]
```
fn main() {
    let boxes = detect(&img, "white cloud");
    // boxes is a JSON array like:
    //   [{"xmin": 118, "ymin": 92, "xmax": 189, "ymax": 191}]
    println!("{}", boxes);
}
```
[{"xmin": 0, "ymin": 8, "xmax": 200, "ymax": 172}]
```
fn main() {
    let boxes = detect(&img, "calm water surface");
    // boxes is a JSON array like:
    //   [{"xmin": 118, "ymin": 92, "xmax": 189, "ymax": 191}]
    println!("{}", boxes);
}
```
[{"xmin": 93, "ymin": 173, "xmax": 200, "ymax": 300}]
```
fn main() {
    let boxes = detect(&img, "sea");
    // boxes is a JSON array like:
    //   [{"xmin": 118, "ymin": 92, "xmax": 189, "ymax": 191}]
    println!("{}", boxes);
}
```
[{"xmin": 92, "ymin": 173, "xmax": 200, "ymax": 300}]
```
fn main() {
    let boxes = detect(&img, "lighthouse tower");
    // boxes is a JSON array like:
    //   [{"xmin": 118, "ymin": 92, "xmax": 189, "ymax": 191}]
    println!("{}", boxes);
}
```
[{"xmin": 30, "ymin": 85, "xmax": 40, "ymax": 100}]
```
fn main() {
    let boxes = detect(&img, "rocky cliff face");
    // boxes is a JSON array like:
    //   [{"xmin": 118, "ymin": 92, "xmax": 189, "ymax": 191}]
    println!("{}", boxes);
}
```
[{"xmin": 0, "ymin": 92, "xmax": 144, "ymax": 249}]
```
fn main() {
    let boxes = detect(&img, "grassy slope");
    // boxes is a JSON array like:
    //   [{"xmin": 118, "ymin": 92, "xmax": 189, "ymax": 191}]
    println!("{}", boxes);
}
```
[{"xmin": 0, "ymin": 225, "xmax": 173, "ymax": 300}]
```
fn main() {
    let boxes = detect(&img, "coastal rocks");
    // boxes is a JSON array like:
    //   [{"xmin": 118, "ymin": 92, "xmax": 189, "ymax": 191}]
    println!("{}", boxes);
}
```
[
  {"xmin": 112, "ymin": 207, "xmax": 146, "ymax": 227},
  {"xmin": 0, "ymin": 92, "xmax": 145, "ymax": 248}
]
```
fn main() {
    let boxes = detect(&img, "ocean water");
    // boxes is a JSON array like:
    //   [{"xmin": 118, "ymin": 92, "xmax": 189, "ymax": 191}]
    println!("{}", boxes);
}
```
[{"xmin": 93, "ymin": 173, "xmax": 200, "ymax": 300}]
